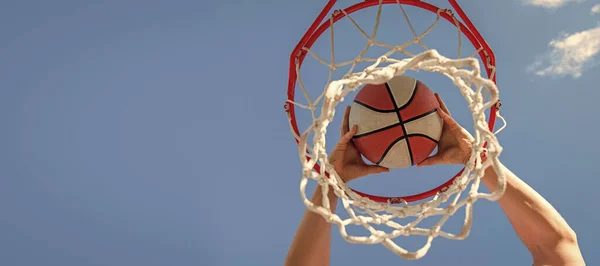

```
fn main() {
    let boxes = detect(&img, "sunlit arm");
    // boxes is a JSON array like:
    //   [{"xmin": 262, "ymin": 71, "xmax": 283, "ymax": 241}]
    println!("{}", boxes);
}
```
[
  {"xmin": 284, "ymin": 186, "xmax": 337, "ymax": 266},
  {"xmin": 482, "ymin": 163, "xmax": 585, "ymax": 265}
]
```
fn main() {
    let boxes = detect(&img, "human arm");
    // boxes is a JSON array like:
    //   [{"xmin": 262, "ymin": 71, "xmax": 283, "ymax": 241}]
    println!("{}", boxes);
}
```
[
  {"xmin": 481, "ymin": 163, "xmax": 584, "ymax": 266},
  {"xmin": 419, "ymin": 94, "xmax": 584, "ymax": 265},
  {"xmin": 284, "ymin": 106, "xmax": 388, "ymax": 266},
  {"xmin": 284, "ymin": 184, "xmax": 339, "ymax": 266}
]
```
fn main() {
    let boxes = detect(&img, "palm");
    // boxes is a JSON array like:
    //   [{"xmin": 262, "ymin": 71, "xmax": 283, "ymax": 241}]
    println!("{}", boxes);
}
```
[
  {"xmin": 418, "ymin": 93, "xmax": 474, "ymax": 167},
  {"xmin": 329, "ymin": 107, "xmax": 388, "ymax": 182},
  {"xmin": 330, "ymin": 132, "xmax": 371, "ymax": 181},
  {"xmin": 435, "ymin": 118, "xmax": 473, "ymax": 165}
]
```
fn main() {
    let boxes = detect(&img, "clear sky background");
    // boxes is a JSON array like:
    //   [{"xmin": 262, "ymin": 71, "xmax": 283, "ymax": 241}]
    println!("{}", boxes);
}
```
[{"xmin": 1, "ymin": 0, "xmax": 599, "ymax": 266}]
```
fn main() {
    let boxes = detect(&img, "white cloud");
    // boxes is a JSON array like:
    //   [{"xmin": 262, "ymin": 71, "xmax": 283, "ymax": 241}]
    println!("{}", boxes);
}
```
[
  {"xmin": 522, "ymin": 0, "xmax": 584, "ymax": 8},
  {"xmin": 592, "ymin": 4, "xmax": 600, "ymax": 14},
  {"xmin": 528, "ymin": 26, "xmax": 600, "ymax": 78}
]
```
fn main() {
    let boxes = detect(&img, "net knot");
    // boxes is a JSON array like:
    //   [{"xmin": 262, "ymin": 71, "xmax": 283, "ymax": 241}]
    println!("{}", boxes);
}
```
[
  {"xmin": 441, "ymin": 8, "xmax": 454, "ymax": 17},
  {"xmin": 467, "ymin": 193, "xmax": 478, "ymax": 203},
  {"xmin": 430, "ymin": 226, "xmax": 441, "ymax": 237},
  {"xmin": 295, "ymin": 49, "xmax": 304, "ymax": 59},
  {"xmin": 373, "ymin": 230, "xmax": 386, "ymax": 238},
  {"xmin": 388, "ymin": 197, "xmax": 406, "ymax": 205},
  {"xmin": 447, "ymin": 204, "xmax": 457, "ymax": 215}
]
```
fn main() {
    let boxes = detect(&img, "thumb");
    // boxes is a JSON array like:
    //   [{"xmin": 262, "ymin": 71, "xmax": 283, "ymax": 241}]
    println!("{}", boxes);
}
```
[
  {"xmin": 417, "ymin": 154, "xmax": 446, "ymax": 168},
  {"xmin": 437, "ymin": 108, "xmax": 459, "ymax": 130},
  {"xmin": 366, "ymin": 165, "xmax": 389, "ymax": 175}
]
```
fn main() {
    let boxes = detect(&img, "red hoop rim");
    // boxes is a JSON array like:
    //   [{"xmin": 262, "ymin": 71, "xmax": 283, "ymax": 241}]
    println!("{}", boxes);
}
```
[{"xmin": 286, "ymin": 0, "xmax": 499, "ymax": 203}]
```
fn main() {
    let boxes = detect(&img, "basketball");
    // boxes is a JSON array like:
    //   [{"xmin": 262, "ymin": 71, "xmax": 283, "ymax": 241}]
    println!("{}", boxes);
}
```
[{"xmin": 349, "ymin": 75, "xmax": 443, "ymax": 169}]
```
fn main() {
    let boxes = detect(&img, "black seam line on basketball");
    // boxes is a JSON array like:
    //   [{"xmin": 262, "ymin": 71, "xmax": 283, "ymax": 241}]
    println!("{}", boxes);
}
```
[
  {"xmin": 385, "ymin": 82, "xmax": 414, "ymax": 166},
  {"xmin": 375, "ymin": 134, "xmax": 439, "ymax": 165},
  {"xmin": 396, "ymin": 80, "xmax": 420, "ymax": 111},
  {"xmin": 352, "ymin": 123, "xmax": 402, "ymax": 139},
  {"xmin": 408, "ymin": 133, "xmax": 439, "ymax": 143},
  {"xmin": 353, "ymin": 80, "xmax": 420, "ymax": 112},
  {"xmin": 402, "ymin": 108, "xmax": 439, "ymax": 124},
  {"xmin": 353, "ymin": 100, "xmax": 397, "ymax": 113}
]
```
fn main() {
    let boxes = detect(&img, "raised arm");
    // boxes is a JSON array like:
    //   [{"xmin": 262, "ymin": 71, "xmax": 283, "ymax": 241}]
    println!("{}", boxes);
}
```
[
  {"xmin": 284, "ymin": 107, "xmax": 388, "ymax": 266},
  {"xmin": 419, "ymin": 94, "xmax": 584, "ymax": 265},
  {"xmin": 284, "ymin": 184, "xmax": 340, "ymax": 266},
  {"xmin": 480, "ymin": 163, "xmax": 584, "ymax": 265}
]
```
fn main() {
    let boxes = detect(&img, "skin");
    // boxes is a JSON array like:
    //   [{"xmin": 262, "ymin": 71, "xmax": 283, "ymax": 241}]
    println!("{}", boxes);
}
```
[{"xmin": 284, "ymin": 94, "xmax": 585, "ymax": 266}]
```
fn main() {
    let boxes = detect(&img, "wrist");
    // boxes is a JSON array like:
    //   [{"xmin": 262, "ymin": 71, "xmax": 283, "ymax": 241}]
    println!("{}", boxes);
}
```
[
  {"xmin": 337, "ymin": 171, "xmax": 351, "ymax": 183},
  {"xmin": 459, "ymin": 134, "xmax": 475, "ymax": 166},
  {"xmin": 464, "ymin": 150, "xmax": 488, "ymax": 169},
  {"xmin": 329, "ymin": 163, "xmax": 349, "ymax": 184},
  {"xmin": 461, "ymin": 151, "xmax": 472, "ymax": 166}
]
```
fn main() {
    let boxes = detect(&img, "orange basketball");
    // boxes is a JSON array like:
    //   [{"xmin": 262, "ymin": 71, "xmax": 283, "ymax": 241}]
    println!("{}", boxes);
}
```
[{"xmin": 349, "ymin": 75, "xmax": 443, "ymax": 169}]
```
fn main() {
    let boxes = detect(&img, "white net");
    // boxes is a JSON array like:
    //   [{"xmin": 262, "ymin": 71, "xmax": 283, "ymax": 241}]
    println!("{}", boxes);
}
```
[{"xmin": 285, "ymin": 0, "xmax": 507, "ymax": 260}]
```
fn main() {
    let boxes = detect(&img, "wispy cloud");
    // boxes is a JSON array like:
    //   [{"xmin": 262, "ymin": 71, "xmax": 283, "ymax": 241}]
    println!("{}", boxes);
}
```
[
  {"xmin": 528, "ymin": 26, "xmax": 600, "ymax": 78},
  {"xmin": 592, "ymin": 4, "xmax": 600, "ymax": 14},
  {"xmin": 522, "ymin": 0, "xmax": 584, "ymax": 8}
]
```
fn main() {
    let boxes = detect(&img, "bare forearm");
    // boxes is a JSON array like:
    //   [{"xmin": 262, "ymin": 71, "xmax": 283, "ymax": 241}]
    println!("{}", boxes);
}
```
[
  {"xmin": 285, "ymin": 186, "xmax": 338, "ymax": 266},
  {"xmin": 482, "ymin": 163, "xmax": 584, "ymax": 265}
]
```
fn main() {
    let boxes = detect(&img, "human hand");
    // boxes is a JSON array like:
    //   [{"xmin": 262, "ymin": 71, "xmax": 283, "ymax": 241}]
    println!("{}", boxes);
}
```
[
  {"xmin": 329, "ymin": 106, "xmax": 389, "ymax": 182},
  {"xmin": 417, "ymin": 93, "xmax": 474, "ymax": 167}
]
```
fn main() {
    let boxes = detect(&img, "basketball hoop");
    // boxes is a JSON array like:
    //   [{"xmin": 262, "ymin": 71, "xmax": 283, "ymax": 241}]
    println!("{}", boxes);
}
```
[{"xmin": 284, "ymin": 0, "xmax": 507, "ymax": 259}]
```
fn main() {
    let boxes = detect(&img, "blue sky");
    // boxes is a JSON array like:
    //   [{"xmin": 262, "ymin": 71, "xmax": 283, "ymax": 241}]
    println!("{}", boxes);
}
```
[{"xmin": 0, "ymin": 0, "xmax": 598, "ymax": 266}]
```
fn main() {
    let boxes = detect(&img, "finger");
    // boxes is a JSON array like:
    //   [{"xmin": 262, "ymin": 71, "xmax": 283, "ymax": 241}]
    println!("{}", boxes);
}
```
[
  {"xmin": 436, "ymin": 107, "xmax": 452, "ymax": 121},
  {"xmin": 436, "ymin": 108, "xmax": 460, "ymax": 130},
  {"xmin": 340, "ymin": 106, "xmax": 351, "ymax": 138},
  {"xmin": 417, "ymin": 155, "xmax": 444, "ymax": 168},
  {"xmin": 367, "ymin": 165, "xmax": 389, "ymax": 175},
  {"xmin": 339, "ymin": 125, "xmax": 357, "ymax": 144},
  {"xmin": 354, "ymin": 164, "xmax": 388, "ymax": 179},
  {"xmin": 434, "ymin": 93, "xmax": 451, "ymax": 116}
]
